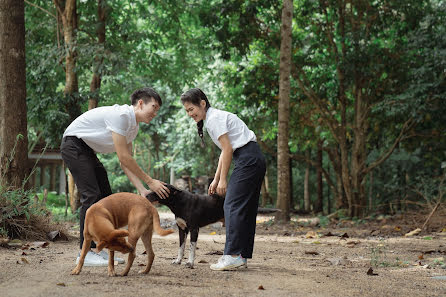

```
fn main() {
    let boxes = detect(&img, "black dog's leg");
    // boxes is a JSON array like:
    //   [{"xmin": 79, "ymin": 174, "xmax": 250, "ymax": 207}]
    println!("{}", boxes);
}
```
[
  {"xmin": 173, "ymin": 226, "xmax": 188, "ymax": 265},
  {"xmin": 185, "ymin": 228, "xmax": 199, "ymax": 268}
]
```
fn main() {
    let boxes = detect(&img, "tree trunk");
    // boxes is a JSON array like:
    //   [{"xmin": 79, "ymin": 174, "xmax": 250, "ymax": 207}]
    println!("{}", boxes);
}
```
[
  {"xmin": 304, "ymin": 149, "xmax": 311, "ymax": 212},
  {"xmin": 275, "ymin": 0, "xmax": 293, "ymax": 222},
  {"xmin": 0, "ymin": 0, "xmax": 29, "ymax": 188},
  {"xmin": 314, "ymin": 140, "xmax": 323, "ymax": 213},
  {"xmin": 54, "ymin": 0, "xmax": 80, "ymax": 121},
  {"xmin": 55, "ymin": 0, "xmax": 80, "ymax": 211},
  {"xmin": 88, "ymin": 0, "xmax": 106, "ymax": 110}
]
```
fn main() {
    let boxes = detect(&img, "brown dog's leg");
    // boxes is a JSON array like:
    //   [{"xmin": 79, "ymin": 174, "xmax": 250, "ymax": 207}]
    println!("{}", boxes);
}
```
[
  {"xmin": 139, "ymin": 229, "xmax": 155, "ymax": 274},
  {"xmin": 120, "ymin": 236, "xmax": 137, "ymax": 276},
  {"xmin": 108, "ymin": 250, "xmax": 116, "ymax": 277},
  {"xmin": 71, "ymin": 236, "xmax": 92, "ymax": 275}
]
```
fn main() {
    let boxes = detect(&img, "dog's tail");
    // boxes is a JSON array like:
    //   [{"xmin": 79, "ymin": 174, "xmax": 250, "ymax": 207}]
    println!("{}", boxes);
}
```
[{"xmin": 150, "ymin": 206, "xmax": 174, "ymax": 236}]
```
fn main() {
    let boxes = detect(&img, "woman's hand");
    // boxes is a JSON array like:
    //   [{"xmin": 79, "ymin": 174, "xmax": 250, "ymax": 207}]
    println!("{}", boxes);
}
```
[
  {"xmin": 208, "ymin": 179, "xmax": 218, "ymax": 195},
  {"xmin": 216, "ymin": 179, "xmax": 227, "ymax": 196}
]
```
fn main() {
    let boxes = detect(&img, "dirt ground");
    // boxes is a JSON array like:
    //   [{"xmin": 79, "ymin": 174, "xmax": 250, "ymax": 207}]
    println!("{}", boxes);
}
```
[{"xmin": 1, "ymin": 211, "xmax": 445, "ymax": 297}]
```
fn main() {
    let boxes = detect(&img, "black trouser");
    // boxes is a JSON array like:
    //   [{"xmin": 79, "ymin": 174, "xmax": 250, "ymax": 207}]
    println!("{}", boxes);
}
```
[
  {"xmin": 224, "ymin": 141, "xmax": 266, "ymax": 259},
  {"xmin": 61, "ymin": 136, "xmax": 112, "ymax": 249}
]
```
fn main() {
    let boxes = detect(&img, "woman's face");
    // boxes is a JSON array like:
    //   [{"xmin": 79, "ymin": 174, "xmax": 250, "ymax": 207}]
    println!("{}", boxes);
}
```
[{"xmin": 183, "ymin": 100, "xmax": 207, "ymax": 122}]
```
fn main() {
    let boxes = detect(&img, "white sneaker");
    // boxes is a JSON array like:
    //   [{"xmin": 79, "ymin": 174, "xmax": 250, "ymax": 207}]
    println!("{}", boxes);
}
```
[
  {"xmin": 98, "ymin": 250, "xmax": 125, "ymax": 264},
  {"xmin": 210, "ymin": 255, "xmax": 246, "ymax": 271},
  {"xmin": 76, "ymin": 251, "xmax": 109, "ymax": 267}
]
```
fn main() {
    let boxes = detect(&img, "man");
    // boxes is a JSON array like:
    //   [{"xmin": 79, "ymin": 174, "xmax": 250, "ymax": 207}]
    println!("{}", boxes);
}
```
[{"xmin": 61, "ymin": 87, "xmax": 169, "ymax": 266}]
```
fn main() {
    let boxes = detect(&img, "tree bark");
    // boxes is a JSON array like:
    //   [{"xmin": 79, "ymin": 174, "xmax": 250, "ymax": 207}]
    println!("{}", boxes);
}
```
[
  {"xmin": 88, "ymin": 0, "xmax": 106, "ymax": 110},
  {"xmin": 314, "ymin": 140, "xmax": 323, "ymax": 213},
  {"xmin": 304, "ymin": 149, "xmax": 311, "ymax": 212},
  {"xmin": 275, "ymin": 0, "xmax": 293, "ymax": 222},
  {"xmin": 0, "ymin": 0, "xmax": 29, "ymax": 188},
  {"xmin": 54, "ymin": 0, "xmax": 80, "ymax": 121}
]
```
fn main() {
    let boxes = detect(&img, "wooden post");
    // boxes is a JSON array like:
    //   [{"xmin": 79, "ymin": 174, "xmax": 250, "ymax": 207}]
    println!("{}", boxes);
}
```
[
  {"xmin": 50, "ymin": 164, "xmax": 57, "ymax": 192},
  {"xmin": 59, "ymin": 164, "xmax": 66, "ymax": 194}
]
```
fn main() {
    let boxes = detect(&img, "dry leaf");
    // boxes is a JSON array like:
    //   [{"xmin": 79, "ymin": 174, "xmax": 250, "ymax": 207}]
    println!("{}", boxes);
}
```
[
  {"xmin": 305, "ymin": 251, "xmax": 319, "ymax": 255},
  {"xmin": 305, "ymin": 231, "xmax": 318, "ymax": 239},
  {"xmin": 366, "ymin": 267, "xmax": 378, "ymax": 276},
  {"xmin": 32, "ymin": 241, "xmax": 49, "ymax": 248},
  {"xmin": 405, "ymin": 228, "xmax": 421, "ymax": 237},
  {"xmin": 210, "ymin": 231, "xmax": 216, "ymax": 235},
  {"xmin": 21, "ymin": 257, "xmax": 29, "ymax": 264},
  {"xmin": 418, "ymin": 254, "xmax": 424, "ymax": 260},
  {"xmin": 56, "ymin": 283, "xmax": 66, "ymax": 287},
  {"xmin": 258, "ymin": 285, "xmax": 265, "ymax": 290}
]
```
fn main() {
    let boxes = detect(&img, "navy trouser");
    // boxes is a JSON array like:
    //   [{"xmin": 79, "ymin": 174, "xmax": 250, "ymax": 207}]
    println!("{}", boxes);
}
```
[
  {"xmin": 224, "ymin": 141, "xmax": 266, "ymax": 259},
  {"xmin": 61, "ymin": 136, "xmax": 112, "ymax": 249}
]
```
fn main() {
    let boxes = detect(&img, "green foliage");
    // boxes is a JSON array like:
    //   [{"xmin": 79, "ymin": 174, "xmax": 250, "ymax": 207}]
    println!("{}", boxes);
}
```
[{"xmin": 22, "ymin": 0, "xmax": 445, "ymax": 216}]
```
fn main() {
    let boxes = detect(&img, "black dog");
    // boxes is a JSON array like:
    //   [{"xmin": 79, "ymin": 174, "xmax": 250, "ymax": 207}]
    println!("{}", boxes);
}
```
[{"xmin": 146, "ymin": 184, "xmax": 224, "ymax": 268}]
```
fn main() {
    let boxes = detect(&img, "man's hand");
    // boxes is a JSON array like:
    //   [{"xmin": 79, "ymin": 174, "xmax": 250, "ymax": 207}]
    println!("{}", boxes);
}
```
[
  {"xmin": 139, "ymin": 188, "xmax": 151, "ymax": 198},
  {"xmin": 148, "ymin": 179, "xmax": 169, "ymax": 199}
]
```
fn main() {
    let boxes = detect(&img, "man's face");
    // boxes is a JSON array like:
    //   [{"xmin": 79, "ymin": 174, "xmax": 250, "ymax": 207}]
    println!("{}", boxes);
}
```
[{"xmin": 139, "ymin": 98, "xmax": 160, "ymax": 124}]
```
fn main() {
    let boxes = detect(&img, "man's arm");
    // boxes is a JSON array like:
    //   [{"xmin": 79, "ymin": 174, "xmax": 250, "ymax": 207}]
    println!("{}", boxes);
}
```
[
  {"xmin": 112, "ymin": 132, "xmax": 169, "ymax": 198},
  {"xmin": 120, "ymin": 142, "xmax": 151, "ymax": 197}
]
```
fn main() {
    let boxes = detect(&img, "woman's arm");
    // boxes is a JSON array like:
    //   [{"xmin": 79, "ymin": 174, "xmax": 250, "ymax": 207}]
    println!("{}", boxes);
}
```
[{"xmin": 214, "ymin": 133, "xmax": 233, "ymax": 196}]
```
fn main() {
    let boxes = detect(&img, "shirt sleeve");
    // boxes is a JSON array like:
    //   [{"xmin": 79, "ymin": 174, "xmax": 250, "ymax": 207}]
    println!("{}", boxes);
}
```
[
  {"xmin": 104, "ymin": 110, "xmax": 130, "ymax": 136},
  {"xmin": 209, "ymin": 112, "xmax": 229, "ymax": 141}
]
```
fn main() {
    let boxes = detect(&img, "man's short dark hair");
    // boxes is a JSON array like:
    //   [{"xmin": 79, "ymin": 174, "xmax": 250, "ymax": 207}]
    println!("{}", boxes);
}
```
[{"xmin": 130, "ymin": 87, "xmax": 162, "ymax": 106}]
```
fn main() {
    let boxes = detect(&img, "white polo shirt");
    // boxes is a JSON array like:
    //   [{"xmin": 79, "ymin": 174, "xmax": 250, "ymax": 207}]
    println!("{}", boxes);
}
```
[
  {"xmin": 204, "ymin": 107, "xmax": 256, "ymax": 150},
  {"xmin": 63, "ymin": 104, "xmax": 138, "ymax": 153}
]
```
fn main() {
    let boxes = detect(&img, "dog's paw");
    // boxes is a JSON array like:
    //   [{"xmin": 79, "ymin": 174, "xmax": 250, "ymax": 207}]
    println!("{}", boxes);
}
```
[
  {"xmin": 108, "ymin": 271, "xmax": 117, "ymax": 277},
  {"xmin": 171, "ymin": 259, "xmax": 181, "ymax": 265},
  {"xmin": 185, "ymin": 262, "xmax": 194, "ymax": 269},
  {"xmin": 71, "ymin": 268, "xmax": 81, "ymax": 275}
]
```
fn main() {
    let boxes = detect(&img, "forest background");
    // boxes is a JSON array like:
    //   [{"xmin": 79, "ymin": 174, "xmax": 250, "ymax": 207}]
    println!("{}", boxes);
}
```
[{"xmin": 0, "ymin": 0, "xmax": 445, "ymax": 234}]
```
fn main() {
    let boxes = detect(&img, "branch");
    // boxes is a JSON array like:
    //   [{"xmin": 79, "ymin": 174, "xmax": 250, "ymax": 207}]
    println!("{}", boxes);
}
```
[
  {"xmin": 363, "ymin": 118, "xmax": 416, "ymax": 175},
  {"xmin": 25, "ymin": 0, "xmax": 57, "ymax": 19}
]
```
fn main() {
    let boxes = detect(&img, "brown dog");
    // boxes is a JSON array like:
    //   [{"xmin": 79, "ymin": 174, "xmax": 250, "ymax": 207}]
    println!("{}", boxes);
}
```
[{"xmin": 71, "ymin": 192, "xmax": 174, "ymax": 276}]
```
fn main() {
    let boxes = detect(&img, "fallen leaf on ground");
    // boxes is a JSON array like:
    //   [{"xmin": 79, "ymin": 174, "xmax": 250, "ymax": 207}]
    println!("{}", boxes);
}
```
[
  {"xmin": 366, "ymin": 267, "xmax": 378, "ymax": 276},
  {"xmin": 8, "ymin": 239, "xmax": 23, "ymax": 248},
  {"xmin": 209, "ymin": 231, "xmax": 216, "ymax": 235},
  {"xmin": 56, "ymin": 283, "xmax": 66, "ymax": 287},
  {"xmin": 305, "ymin": 231, "xmax": 318, "ymax": 239},
  {"xmin": 258, "ymin": 285, "xmax": 265, "ymax": 290},
  {"xmin": 304, "ymin": 251, "xmax": 319, "ymax": 255},
  {"xmin": 21, "ymin": 257, "xmax": 29, "ymax": 264},
  {"xmin": 346, "ymin": 241, "xmax": 360, "ymax": 247},
  {"xmin": 32, "ymin": 241, "xmax": 49, "ymax": 248},
  {"xmin": 404, "ymin": 228, "xmax": 421, "ymax": 237},
  {"xmin": 47, "ymin": 230, "xmax": 68, "ymax": 241},
  {"xmin": 418, "ymin": 254, "xmax": 424, "ymax": 260}
]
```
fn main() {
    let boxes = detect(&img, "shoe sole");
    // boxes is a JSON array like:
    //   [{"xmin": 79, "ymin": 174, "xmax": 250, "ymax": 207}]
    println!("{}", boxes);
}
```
[{"xmin": 210, "ymin": 263, "xmax": 247, "ymax": 271}]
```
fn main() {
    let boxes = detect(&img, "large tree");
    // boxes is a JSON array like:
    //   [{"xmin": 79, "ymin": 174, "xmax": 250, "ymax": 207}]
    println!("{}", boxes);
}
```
[
  {"xmin": 276, "ymin": 0, "xmax": 293, "ymax": 222},
  {"xmin": 0, "ymin": 0, "xmax": 28, "ymax": 188}
]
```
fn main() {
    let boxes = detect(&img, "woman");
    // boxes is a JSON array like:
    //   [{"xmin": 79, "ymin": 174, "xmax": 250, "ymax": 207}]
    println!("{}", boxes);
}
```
[{"xmin": 181, "ymin": 88, "xmax": 266, "ymax": 271}]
